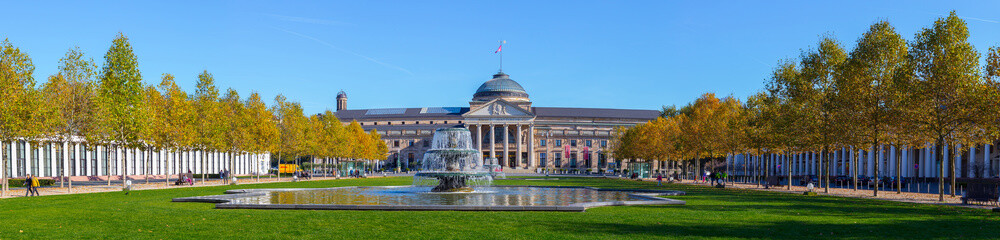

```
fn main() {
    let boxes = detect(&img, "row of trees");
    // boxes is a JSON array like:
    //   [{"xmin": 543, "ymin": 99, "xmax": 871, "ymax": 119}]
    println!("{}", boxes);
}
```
[
  {"xmin": 0, "ymin": 32, "xmax": 387, "ymax": 194},
  {"xmin": 612, "ymin": 12, "xmax": 1000, "ymax": 201}
]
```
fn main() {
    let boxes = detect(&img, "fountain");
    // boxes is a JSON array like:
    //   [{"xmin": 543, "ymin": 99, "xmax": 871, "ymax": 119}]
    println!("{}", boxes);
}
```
[
  {"xmin": 174, "ymin": 127, "xmax": 687, "ymax": 211},
  {"xmin": 412, "ymin": 128, "xmax": 493, "ymax": 192}
]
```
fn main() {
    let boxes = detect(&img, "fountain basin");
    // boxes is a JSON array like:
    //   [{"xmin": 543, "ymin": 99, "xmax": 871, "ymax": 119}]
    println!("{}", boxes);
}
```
[{"xmin": 173, "ymin": 186, "xmax": 686, "ymax": 212}]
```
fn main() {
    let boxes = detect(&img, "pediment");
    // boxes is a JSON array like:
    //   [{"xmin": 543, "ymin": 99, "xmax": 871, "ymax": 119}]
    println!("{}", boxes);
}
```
[{"xmin": 463, "ymin": 99, "xmax": 533, "ymax": 117}]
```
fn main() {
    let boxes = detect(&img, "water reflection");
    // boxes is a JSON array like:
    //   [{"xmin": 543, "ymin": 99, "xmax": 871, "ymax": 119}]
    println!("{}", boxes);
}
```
[{"xmin": 229, "ymin": 187, "xmax": 639, "ymax": 206}]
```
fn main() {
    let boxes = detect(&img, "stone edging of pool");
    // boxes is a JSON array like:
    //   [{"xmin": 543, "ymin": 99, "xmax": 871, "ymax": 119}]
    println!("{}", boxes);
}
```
[{"xmin": 172, "ymin": 186, "xmax": 686, "ymax": 212}]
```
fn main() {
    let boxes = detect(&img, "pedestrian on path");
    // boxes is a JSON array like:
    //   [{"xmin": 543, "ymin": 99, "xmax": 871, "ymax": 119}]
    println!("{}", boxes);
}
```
[
  {"xmin": 26, "ymin": 174, "xmax": 40, "ymax": 197},
  {"xmin": 24, "ymin": 174, "xmax": 34, "ymax": 197},
  {"xmin": 656, "ymin": 174, "xmax": 663, "ymax": 186}
]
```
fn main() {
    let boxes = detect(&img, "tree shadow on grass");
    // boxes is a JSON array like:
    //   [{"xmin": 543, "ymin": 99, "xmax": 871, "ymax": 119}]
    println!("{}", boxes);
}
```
[{"xmin": 532, "ymin": 218, "xmax": 1000, "ymax": 239}]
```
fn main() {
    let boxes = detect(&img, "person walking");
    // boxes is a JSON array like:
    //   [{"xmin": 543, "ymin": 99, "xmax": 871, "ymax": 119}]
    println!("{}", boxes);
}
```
[
  {"xmin": 29, "ymin": 175, "xmax": 40, "ymax": 196},
  {"xmin": 24, "ymin": 174, "xmax": 34, "ymax": 197},
  {"xmin": 656, "ymin": 174, "xmax": 663, "ymax": 186}
]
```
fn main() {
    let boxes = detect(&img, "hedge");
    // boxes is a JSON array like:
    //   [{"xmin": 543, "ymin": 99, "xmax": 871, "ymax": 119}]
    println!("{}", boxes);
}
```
[{"xmin": 8, "ymin": 179, "xmax": 55, "ymax": 188}]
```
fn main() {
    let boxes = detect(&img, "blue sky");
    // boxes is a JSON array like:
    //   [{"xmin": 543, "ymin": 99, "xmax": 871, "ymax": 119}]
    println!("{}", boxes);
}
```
[{"xmin": 2, "ymin": 1, "xmax": 999, "ymax": 114}]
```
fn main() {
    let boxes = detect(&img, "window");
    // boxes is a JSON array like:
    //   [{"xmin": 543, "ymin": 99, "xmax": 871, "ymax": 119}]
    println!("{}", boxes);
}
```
[
  {"xmin": 585, "ymin": 140, "xmax": 592, "ymax": 147},
  {"xmin": 430, "ymin": 121, "xmax": 435, "ymax": 124},
  {"xmin": 555, "ymin": 140, "xmax": 562, "ymax": 146},
  {"xmin": 540, "ymin": 139, "xmax": 547, "ymax": 147},
  {"xmin": 539, "ymin": 153, "xmax": 547, "ymax": 167},
  {"xmin": 423, "ymin": 139, "xmax": 430, "ymax": 147},
  {"xmin": 415, "ymin": 121, "xmax": 419, "ymax": 124},
  {"xmin": 571, "ymin": 140, "xmax": 577, "ymax": 147},
  {"xmin": 393, "ymin": 140, "xmax": 400, "ymax": 147},
  {"xmin": 554, "ymin": 153, "xmax": 562, "ymax": 167},
  {"xmin": 408, "ymin": 140, "xmax": 414, "ymax": 146},
  {"xmin": 374, "ymin": 122, "xmax": 378, "ymax": 125},
  {"xmin": 388, "ymin": 122, "xmax": 392, "ymax": 125},
  {"xmin": 601, "ymin": 140, "xmax": 607, "ymax": 148}
]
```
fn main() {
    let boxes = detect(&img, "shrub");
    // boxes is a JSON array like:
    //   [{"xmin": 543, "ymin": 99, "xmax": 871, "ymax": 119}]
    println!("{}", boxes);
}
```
[{"xmin": 8, "ymin": 178, "xmax": 55, "ymax": 187}]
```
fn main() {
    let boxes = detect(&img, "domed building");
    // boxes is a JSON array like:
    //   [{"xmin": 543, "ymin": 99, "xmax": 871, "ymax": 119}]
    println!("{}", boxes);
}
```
[{"xmin": 335, "ymin": 71, "xmax": 661, "ymax": 175}]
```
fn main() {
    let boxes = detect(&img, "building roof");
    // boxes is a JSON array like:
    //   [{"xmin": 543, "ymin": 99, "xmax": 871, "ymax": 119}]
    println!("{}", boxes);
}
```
[
  {"xmin": 336, "ymin": 107, "xmax": 468, "ymax": 120},
  {"xmin": 472, "ymin": 72, "xmax": 529, "ymax": 101},
  {"xmin": 533, "ymin": 107, "xmax": 659, "ymax": 120},
  {"xmin": 336, "ymin": 106, "xmax": 658, "ymax": 121}
]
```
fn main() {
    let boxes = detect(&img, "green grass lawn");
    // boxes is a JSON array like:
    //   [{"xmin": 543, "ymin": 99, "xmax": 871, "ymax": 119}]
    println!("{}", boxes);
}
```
[{"xmin": 0, "ymin": 177, "xmax": 998, "ymax": 239}]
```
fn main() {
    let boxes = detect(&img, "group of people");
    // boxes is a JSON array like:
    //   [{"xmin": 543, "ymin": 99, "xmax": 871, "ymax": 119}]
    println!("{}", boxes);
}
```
[
  {"xmin": 294, "ymin": 170, "xmax": 312, "ymax": 180},
  {"xmin": 704, "ymin": 170, "xmax": 728, "ymax": 186},
  {"xmin": 348, "ymin": 169, "xmax": 365, "ymax": 178},
  {"xmin": 219, "ymin": 169, "xmax": 231, "ymax": 184},
  {"xmin": 176, "ymin": 170, "xmax": 195, "ymax": 186},
  {"xmin": 23, "ymin": 174, "xmax": 40, "ymax": 197}
]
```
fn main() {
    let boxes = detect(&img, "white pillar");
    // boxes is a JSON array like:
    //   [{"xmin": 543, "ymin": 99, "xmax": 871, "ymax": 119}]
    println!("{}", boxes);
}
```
[
  {"xmin": 489, "ymin": 124, "xmax": 496, "ymax": 161},
  {"xmin": 476, "ymin": 125, "xmax": 482, "ymax": 156},
  {"xmin": 8, "ymin": 141, "xmax": 16, "ymax": 178},
  {"xmin": 503, "ymin": 124, "xmax": 509, "ymax": 167},
  {"xmin": 528, "ymin": 125, "xmax": 535, "ymax": 169},
  {"xmin": 969, "ymin": 145, "xmax": 976, "ymax": 178},
  {"xmin": 516, "ymin": 124, "xmax": 522, "ymax": 169},
  {"xmin": 985, "ymin": 144, "xmax": 992, "ymax": 178}
]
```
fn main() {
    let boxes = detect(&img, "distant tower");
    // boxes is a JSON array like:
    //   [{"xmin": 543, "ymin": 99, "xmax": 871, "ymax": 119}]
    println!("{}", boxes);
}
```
[{"xmin": 336, "ymin": 90, "xmax": 347, "ymax": 111}]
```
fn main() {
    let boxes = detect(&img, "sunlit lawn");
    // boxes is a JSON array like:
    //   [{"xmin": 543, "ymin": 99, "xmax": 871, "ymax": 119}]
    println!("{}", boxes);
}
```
[{"xmin": 0, "ymin": 176, "xmax": 997, "ymax": 239}]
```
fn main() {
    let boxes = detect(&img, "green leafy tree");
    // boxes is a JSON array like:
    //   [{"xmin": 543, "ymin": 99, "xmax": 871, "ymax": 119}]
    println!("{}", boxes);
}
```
[
  {"xmin": 95, "ymin": 32, "xmax": 146, "ymax": 186},
  {"xmin": 41, "ymin": 47, "xmax": 98, "ymax": 188},
  {"xmin": 836, "ymin": 21, "xmax": 908, "ymax": 197},
  {"xmin": 0, "ymin": 38, "xmax": 35, "ymax": 195},
  {"xmin": 904, "ymin": 12, "xmax": 985, "ymax": 200},
  {"xmin": 193, "ymin": 71, "xmax": 224, "ymax": 182}
]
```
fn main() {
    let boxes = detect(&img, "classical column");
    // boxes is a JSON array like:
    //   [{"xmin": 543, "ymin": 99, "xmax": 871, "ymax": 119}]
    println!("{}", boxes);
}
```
[
  {"xmin": 475, "ymin": 124, "xmax": 482, "ymax": 155},
  {"xmin": 985, "ymin": 144, "xmax": 992, "ymax": 178},
  {"xmin": 528, "ymin": 125, "xmax": 535, "ymax": 169},
  {"xmin": 9, "ymin": 141, "xmax": 16, "ymax": 178},
  {"xmin": 968, "ymin": 145, "xmax": 975, "ymax": 178},
  {"xmin": 503, "ymin": 124, "xmax": 510, "ymax": 168},
  {"xmin": 25, "ymin": 141, "xmax": 32, "ymax": 176},
  {"xmin": 489, "ymin": 124, "xmax": 496, "ymax": 161},
  {"xmin": 516, "ymin": 124, "xmax": 522, "ymax": 169}
]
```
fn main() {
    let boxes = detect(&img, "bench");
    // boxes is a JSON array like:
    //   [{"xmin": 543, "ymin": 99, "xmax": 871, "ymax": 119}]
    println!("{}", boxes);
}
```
[{"xmin": 961, "ymin": 183, "xmax": 999, "ymax": 205}]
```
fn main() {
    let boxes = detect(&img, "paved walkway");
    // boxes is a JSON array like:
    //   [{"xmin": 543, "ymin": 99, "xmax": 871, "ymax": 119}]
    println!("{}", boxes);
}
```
[
  {"xmin": 0, "ymin": 175, "xmax": 376, "ymax": 199},
  {"xmin": 668, "ymin": 179, "xmax": 997, "ymax": 209}
]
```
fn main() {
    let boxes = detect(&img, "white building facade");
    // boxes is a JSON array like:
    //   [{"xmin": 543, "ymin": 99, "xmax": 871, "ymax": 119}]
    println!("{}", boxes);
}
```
[{"xmin": 2, "ymin": 140, "xmax": 268, "ymax": 179}]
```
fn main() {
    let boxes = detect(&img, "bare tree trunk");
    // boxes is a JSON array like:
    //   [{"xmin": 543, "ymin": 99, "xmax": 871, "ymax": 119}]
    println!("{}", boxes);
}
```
[
  {"xmin": 937, "ymin": 140, "xmax": 945, "ymax": 202},
  {"xmin": 146, "ymin": 147, "xmax": 151, "ymax": 185},
  {"xmin": 853, "ymin": 147, "xmax": 859, "ymax": 191},
  {"xmin": 787, "ymin": 152, "xmax": 792, "ymax": 190},
  {"xmin": 896, "ymin": 146, "xmax": 902, "ymax": 194},
  {"xmin": 823, "ymin": 146, "xmax": 829, "ymax": 193},
  {"xmin": 107, "ymin": 145, "xmax": 112, "ymax": 186},
  {"xmin": 874, "ymin": 143, "xmax": 880, "ymax": 197},
  {"xmin": 951, "ymin": 146, "xmax": 958, "ymax": 197},
  {"xmin": 201, "ymin": 151, "xmax": 206, "ymax": 185},
  {"xmin": 1, "ymin": 140, "xmax": 6, "ymax": 197}
]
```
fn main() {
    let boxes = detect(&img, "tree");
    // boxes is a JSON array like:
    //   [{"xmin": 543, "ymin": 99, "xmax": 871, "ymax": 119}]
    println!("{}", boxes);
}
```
[
  {"xmin": 904, "ymin": 12, "xmax": 985, "ymax": 200},
  {"xmin": 220, "ymin": 89, "xmax": 248, "ymax": 178},
  {"xmin": 244, "ymin": 92, "xmax": 278, "ymax": 181},
  {"xmin": 0, "ymin": 38, "xmax": 36, "ymax": 195},
  {"xmin": 40, "ymin": 47, "xmax": 98, "ymax": 188},
  {"xmin": 95, "ymin": 32, "xmax": 146, "ymax": 186},
  {"xmin": 193, "ymin": 71, "xmax": 224, "ymax": 182},
  {"xmin": 794, "ymin": 37, "xmax": 846, "ymax": 192},
  {"xmin": 836, "ymin": 21, "xmax": 909, "ymax": 197},
  {"xmin": 273, "ymin": 95, "xmax": 306, "ymax": 178}
]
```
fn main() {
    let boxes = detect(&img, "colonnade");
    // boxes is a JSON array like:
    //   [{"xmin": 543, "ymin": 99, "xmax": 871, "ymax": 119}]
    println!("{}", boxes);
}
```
[
  {"xmin": 2, "ymin": 140, "xmax": 267, "ymax": 179},
  {"xmin": 470, "ymin": 123, "xmax": 534, "ymax": 169},
  {"xmin": 726, "ymin": 144, "xmax": 997, "ymax": 179}
]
